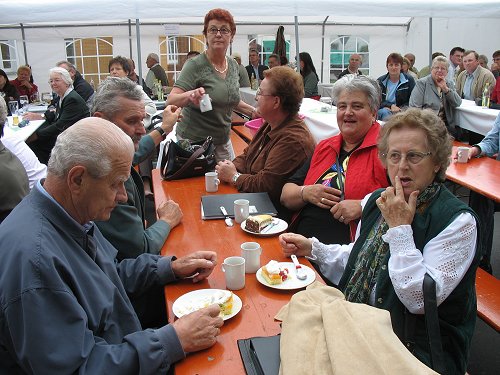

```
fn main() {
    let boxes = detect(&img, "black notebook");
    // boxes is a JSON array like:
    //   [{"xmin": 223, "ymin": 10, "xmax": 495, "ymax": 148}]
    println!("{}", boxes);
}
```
[
  {"xmin": 201, "ymin": 192, "xmax": 277, "ymax": 219},
  {"xmin": 237, "ymin": 335, "xmax": 281, "ymax": 375}
]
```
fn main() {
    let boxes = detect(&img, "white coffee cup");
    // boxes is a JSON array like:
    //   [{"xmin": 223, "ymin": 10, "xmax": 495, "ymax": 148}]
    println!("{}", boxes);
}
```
[
  {"xmin": 205, "ymin": 171, "xmax": 220, "ymax": 192},
  {"xmin": 241, "ymin": 242, "xmax": 262, "ymax": 273},
  {"xmin": 457, "ymin": 146, "xmax": 470, "ymax": 163},
  {"xmin": 222, "ymin": 256, "xmax": 245, "ymax": 290},
  {"xmin": 234, "ymin": 199, "xmax": 250, "ymax": 224},
  {"xmin": 200, "ymin": 93, "xmax": 212, "ymax": 112}
]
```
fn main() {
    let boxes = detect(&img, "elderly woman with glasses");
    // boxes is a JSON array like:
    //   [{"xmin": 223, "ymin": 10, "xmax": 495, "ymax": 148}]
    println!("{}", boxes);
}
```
[
  {"xmin": 410, "ymin": 56, "xmax": 462, "ymax": 138},
  {"xmin": 216, "ymin": 67, "xmax": 315, "ymax": 219},
  {"xmin": 25, "ymin": 67, "xmax": 89, "ymax": 164},
  {"xmin": 167, "ymin": 8, "xmax": 257, "ymax": 161},
  {"xmin": 280, "ymin": 108, "xmax": 480, "ymax": 374}
]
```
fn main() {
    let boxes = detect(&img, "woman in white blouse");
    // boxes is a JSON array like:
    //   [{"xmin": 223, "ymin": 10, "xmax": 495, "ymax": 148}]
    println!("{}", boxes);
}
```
[{"xmin": 280, "ymin": 108, "xmax": 480, "ymax": 374}]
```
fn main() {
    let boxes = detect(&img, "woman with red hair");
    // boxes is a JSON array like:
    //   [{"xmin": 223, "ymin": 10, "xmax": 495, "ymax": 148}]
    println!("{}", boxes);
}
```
[{"xmin": 167, "ymin": 8, "xmax": 257, "ymax": 161}]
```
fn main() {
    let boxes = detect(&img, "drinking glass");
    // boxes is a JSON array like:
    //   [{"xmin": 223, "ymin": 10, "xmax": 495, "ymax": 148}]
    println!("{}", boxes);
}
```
[
  {"xmin": 30, "ymin": 92, "xmax": 40, "ymax": 103},
  {"xmin": 42, "ymin": 92, "xmax": 52, "ymax": 105},
  {"xmin": 19, "ymin": 95, "xmax": 29, "ymax": 108},
  {"xmin": 8, "ymin": 100, "xmax": 19, "ymax": 115}
]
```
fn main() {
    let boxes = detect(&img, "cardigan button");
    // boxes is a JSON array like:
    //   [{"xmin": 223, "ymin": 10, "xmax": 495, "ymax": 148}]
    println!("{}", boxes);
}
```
[
  {"xmin": 381, "ymin": 265, "xmax": 387, "ymax": 270},
  {"xmin": 377, "ymin": 297, "xmax": 383, "ymax": 304}
]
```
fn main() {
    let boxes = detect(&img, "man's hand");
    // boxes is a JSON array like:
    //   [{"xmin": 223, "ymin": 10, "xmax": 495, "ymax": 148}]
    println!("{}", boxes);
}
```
[
  {"xmin": 215, "ymin": 160, "xmax": 237, "ymax": 183},
  {"xmin": 157, "ymin": 199, "xmax": 183, "ymax": 228},
  {"xmin": 161, "ymin": 105, "xmax": 182, "ymax": 133},
  {"xmin": 279, "ymin": 233, "xmax": 313, "ymax": 257},
  {"xmin": 172, "ymin": 304, "xmax": 224, "ymax": 353},
  {"xmin": 172, "ymin": 251, "xmax": 217, "ymax": 282}
]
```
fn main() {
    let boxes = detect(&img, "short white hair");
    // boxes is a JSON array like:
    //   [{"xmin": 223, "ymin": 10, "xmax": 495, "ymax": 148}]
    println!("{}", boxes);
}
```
[
  {"xmin": 49, "ymin": 67, "xmax": 73, "ymax": 86},
  {"xmin": 147, "ymin": 53, "xmax": 160, "ymax": 62},
  {"xmin": 48, "ymin": 117, "xmax": 134, "ymax": 178}
]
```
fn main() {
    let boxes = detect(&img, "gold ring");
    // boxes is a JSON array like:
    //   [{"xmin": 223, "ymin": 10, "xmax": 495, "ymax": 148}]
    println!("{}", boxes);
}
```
[
  {"xmin": 321, "ymin": 198, "xmax": 325, "ymax": 203},
  {"xmin": 340, "ymin": 216, "xmax": 345, "ymax": 222}
]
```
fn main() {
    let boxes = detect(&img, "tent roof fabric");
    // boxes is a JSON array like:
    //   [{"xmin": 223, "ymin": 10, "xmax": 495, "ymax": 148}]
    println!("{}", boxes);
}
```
[{"xmin": 1, "ymin": 0, "xmax": 499, "ymax": 25}]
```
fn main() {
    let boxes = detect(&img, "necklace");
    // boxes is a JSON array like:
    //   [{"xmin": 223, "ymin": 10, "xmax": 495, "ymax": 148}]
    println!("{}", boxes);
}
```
[{"xmin": 211, "ymin": 56, "xmax": 228, "ymax": 74}]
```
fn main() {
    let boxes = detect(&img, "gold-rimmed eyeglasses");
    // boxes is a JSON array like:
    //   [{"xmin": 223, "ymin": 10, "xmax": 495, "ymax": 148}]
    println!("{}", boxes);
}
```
[
  {"xmin": 255, "ymin": 87, "xmax": 276, "ymax": 100},
  {"xmin": 382, "ymin": 151, "xmax": 432, "ymax": 165}
]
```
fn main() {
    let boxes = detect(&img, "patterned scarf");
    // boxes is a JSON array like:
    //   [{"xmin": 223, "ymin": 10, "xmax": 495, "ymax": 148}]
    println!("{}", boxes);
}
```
[{"xmin": 344, "ymin": 182, "xmax": 441, "ymax": 304}]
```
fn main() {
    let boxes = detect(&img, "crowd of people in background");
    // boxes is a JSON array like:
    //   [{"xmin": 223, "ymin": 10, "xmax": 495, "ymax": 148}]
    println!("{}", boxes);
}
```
[{"xmin": 1, "ymin": 7, "xmax": 499, "ymax": 373}]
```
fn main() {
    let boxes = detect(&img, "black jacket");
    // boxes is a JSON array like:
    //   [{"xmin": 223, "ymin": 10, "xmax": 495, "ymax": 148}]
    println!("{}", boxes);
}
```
[{"xmin": 377, "ymin": 72, "xmax": 415, "ymax": 109}]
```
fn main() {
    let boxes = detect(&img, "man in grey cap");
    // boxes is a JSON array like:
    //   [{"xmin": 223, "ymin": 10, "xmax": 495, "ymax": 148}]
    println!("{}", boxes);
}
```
[{"xmin": 145, "ymin": 52, "xmax": 169, "ymax": 92}]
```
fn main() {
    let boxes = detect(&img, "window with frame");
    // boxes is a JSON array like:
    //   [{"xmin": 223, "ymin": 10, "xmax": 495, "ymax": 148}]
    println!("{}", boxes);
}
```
[
  {"xmin": 159, "ymin": 35, "xmax": 205, "ymax": 84},
  {"xmin": 65, "ymin": 37, "xmax": 113, "ymax": 86},
  {"xmin": 0, "ymin": 40, "xmax": 18, "ymax": 74},
  {"xmin": 330, "ymin": 36, "xmax": 369, "ymax": 83},
  {"xmin": 248, "ymin": 36, "xmax": 291, "ymax": 67}
]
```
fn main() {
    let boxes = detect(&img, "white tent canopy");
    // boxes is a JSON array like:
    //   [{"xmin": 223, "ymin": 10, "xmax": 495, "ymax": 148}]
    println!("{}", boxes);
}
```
[
  {"xmin": 1, "ymin": 0, "xmax": 500, "ymax": 25},
  {"xmin": 1, "ymin": 0, "xmax": 499, "ymax": 92}
]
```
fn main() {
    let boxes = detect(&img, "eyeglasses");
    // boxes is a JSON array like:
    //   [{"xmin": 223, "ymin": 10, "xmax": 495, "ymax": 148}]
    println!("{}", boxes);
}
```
[
  {"xmin": 48, "ymin": 78, "xmax": 63, "ymax": 84},
  {"xmin": 207, "ymin": 27, "xmax": 231, "ymax": 35},
  {"xmin": 255, "ymin": 87, "xmax": 276, "ymax": 99},
  {"xmin": 432, "ymin": 66, "xmax": 447, "ymax": 72},
  {"xmin": 383, "ymin": 151, "xmax": 432, "ymax": 164}
]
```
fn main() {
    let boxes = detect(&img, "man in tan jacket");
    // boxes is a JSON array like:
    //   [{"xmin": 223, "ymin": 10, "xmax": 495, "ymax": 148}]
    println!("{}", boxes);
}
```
[{"xmin": 456, "ymin": 50, "xmax": 496, "ymax": 102}]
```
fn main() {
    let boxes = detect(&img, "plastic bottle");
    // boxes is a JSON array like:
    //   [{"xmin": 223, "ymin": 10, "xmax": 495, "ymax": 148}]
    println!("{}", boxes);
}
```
[
  {"xmin": 481, "ymin": 82, "xmax": 490, "ymax": 108},
  {"xmin": 250, "ymin": 73, "xmax": 257, "ymax": 90}
]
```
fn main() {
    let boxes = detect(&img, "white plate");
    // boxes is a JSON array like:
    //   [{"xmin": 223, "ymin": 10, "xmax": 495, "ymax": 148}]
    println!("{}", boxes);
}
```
[
  {"xmin": 256, "ymin": 262, "xmax": 316, "ymax": 290},
  {"xmin": 240, "ymin": 218, "xmax": 288, "ymax": 236},
  {"xmin": 172, "ymin": 289, "xmax": 242, "ymax": 321}
]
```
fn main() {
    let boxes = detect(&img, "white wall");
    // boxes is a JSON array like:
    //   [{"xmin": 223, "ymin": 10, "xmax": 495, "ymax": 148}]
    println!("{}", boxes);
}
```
[{"xmin": 1, "ymin": 16, "xmax": 498, "ymax": 93}]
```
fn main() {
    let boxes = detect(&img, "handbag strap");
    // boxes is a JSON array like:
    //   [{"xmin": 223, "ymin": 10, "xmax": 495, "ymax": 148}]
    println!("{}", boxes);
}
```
[
  {"xmin": 167, "ymin": 137, "xmax": 211, "ymax": 180},
  {"xmin": 423, "ymin": 273, "xmax": 446, "ymax": 374}
]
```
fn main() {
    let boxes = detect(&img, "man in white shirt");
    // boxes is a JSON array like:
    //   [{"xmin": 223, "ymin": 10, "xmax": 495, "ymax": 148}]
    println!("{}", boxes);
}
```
[{"xmin": 447, "ymin": 47, "xmax": 464, "ymax": 82}]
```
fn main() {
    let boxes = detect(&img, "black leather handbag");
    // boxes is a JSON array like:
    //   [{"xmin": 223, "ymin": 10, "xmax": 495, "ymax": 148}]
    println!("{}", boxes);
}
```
[{"xmin": 160, "ymin": 136, "xmax": 216, "ymax": 180}]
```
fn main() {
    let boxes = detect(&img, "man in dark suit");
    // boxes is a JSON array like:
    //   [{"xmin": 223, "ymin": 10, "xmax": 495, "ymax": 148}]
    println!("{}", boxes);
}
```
[
  {"xmin": 245, "ymin": 49, "xmax": 269, "ymax": 82},
  {"xmin": 56, "ymin": 60, "xmax": 95, "ymax": 108}
]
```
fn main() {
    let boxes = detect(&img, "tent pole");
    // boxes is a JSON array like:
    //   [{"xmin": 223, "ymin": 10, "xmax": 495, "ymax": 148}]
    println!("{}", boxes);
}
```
[
  {"xmin": 128, "ymin": 20, "xmax": 133, "ymax": 59},
  {"xmin": 294, "ymin": 16, "xmax": 299, "ymax": 73},
  {"xmin": 428, "ymin": 17, "xmax": 433, "ymax": 67},
  {"xmin": 136, "ymin": 19, "xmax": 143, "ymax": 85},
  {"xmin": 320, "ymin": 16, "xmax": 329, "ymax": 82},
  {"xmin": 20, "ymin": 23, "xmax": 28, "ymax": 65}
]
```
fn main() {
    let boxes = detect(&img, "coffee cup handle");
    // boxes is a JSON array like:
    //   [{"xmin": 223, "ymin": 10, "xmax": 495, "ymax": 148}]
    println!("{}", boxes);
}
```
[
  {"xmin": 221, "ymin": 264, "xmax": 226, "ymax": 273},
  {"xmin": 215, "ymin": 178, "xmax": 220, "ymax": 186}
]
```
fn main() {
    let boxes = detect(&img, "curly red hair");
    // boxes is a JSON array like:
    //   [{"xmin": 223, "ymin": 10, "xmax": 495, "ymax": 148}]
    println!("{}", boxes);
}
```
[{"xmin": 203, "ymin": 8, "xmax": 236, "ymax": 36}]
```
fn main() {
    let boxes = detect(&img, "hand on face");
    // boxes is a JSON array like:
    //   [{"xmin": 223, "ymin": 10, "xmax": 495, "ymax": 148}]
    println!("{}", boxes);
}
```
[
  {"xmin": 172, "ymin": 304, "xmax": 224, "ymax": 353},
  {"xmin": 376, "ymin": 176, "xmax": 417, "ymax": 228},
  {"xmin": 215, "ymin": 160, "xmax": 237, "ymax": 183},
  {"xmin": 172, "ymin": 251, "xmax": 217, "ymax": 283},
  {"xmin": 279, "ymin": 233, "xmax": 313, "ymax": 257}
]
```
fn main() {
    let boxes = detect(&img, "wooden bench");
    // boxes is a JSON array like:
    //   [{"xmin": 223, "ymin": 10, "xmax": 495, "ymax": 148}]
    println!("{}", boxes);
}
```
[
  {"xmin": 230, "ymin": 129, "xmax": 248, "ymax": 156},
  {"xmin": 476, "ymin": 268, "xmax": 500, "ymax": 332}
]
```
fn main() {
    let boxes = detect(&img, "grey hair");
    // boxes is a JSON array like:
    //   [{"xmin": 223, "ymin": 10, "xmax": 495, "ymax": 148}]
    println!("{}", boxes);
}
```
[
  {"xmin": 431, "ymin": 56, "xmax": 449, "ymax": 69},
  {"xmin": 378, "ymin": 108, "xmax": 452, "ymax": 182},
  {"xmin": 47, "ymin": 117, "xmax": 134, "ymax": 178},
  {"xmin": 56, "ymin": 60, "xmax": 76, "ymax": 73},
  {"xmin": 0, "ymin": 96, "xmax": 7, "ymax": 137},
  {"xmin": 332, "ymin": 74, "xmax": 381, "ymax": 113},
  {"xmin": 147, "ymin": 53, "xmax": 160, "ymax": 62},
  {"xmin": 91, "ymin": 77, "xmax": 143, "ymax": 117},
  {"xmin": 49, "ymin": 67, "xmax": 73, "ymax": 86}
]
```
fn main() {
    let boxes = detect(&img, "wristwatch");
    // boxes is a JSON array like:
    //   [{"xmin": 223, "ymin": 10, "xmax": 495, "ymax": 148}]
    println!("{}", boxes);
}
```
[
  {"xmin": 156, "ymin": 127, "xmax": 166, "ymax": 137},
  {"xmin": 232, "ymin": 172, "xmax": 241, "ymax": 185}
]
